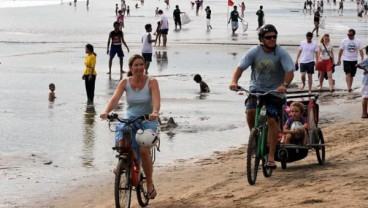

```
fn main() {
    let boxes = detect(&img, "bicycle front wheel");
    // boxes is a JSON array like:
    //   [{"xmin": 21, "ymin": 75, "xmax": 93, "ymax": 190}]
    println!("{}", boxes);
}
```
[
  {"xmin": 115, "ymin": 159, "xmax": 132, "ymax": 208},
  {"xmin": 247, "ymin": 129, "xmax": 261, "ymax": 185},
  {"xmin": 136, "ymin": 172, "xmax": 150, "ymax": 207}
]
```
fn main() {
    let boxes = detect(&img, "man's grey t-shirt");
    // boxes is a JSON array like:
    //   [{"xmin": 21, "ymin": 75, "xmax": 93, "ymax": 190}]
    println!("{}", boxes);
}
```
[{"xmin": 238, "ymin": 45, "xmax": 294, "ymax": 92}]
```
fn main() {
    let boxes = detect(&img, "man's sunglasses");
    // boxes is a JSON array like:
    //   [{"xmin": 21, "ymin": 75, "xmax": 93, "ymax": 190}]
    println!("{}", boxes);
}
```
[{"xmin": 263, "ymin": 35, "xmax": 277, "ymax": 40}]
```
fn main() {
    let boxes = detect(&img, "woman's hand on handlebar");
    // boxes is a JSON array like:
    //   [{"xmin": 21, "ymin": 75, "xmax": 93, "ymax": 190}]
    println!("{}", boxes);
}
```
[
  {"xmin": 100, "ymin": 113, "xmax": 108, "ymax": 120},
  {"xmin": 149, "ymin": 112, "xmax": 159, "ymax": 121}
]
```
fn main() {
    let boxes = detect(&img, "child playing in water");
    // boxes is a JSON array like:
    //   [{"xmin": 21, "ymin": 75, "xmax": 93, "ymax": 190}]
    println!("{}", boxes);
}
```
[
  {"xmin": 355, "ymin": 45, "xmax": 368, "ymax": 119},
  {"xmin": 49, "ymin": 83, "xmax": 56, "ymax": 102},
  {"xmin": 154, "ymin": 21, "xmax": 161, "ymax": 46},
  {"xmin": 193, "ymin": 74, "xmax": 210, "ymax": 93},
  {"xmin": 282, "ymin": 101, "xmax": 308, "ymax": 145}
]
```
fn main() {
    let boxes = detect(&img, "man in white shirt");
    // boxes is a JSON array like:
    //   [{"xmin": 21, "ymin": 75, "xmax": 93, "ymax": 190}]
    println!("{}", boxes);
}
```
[
  {"xmin": 158, "ymin": 10, "xmax": 169, "ymax": 47},
  {"xmin": 295, "ymin": 32, "xmax": 318, "ymax": 94},
  {"xmin": 337, "ymin": 29, "xmax": 364, "ymax": 92}
]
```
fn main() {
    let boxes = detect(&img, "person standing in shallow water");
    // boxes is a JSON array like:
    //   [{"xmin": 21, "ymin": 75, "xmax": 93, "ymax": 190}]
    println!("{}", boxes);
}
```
[
  {"xmin": 205, "ymin": 6, "xmax": 212, "ymax": 30},
  {"xmin": 158, "ymin": 10, "xmax": 169, "ymax": 47},
  {"xmin": 83, "ymin": 44, "xmax": 97, "ymax": 103},
  {"xmin": 228, "ymin": 6, "xmax": 243, "ymax": 34},
  {"xmin": 173, "ymin": 5, "xmax": 184, "ymax": 30},
  {"xmin": 107, "ymin": 21, "xmax": 130, "ymax": 80},
  {"xmin": 256, "ymin": 5, "xmax": 264, "ymax": 30},
  {"xmin": 141, "ymin": 24, "xmax": 156, "ymax": 74}
]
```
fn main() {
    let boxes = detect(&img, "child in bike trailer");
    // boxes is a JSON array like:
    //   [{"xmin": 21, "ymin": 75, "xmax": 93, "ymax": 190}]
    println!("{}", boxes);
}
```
[{"xmin": 282, "ymin": 101, "xmax": 308, "ymax": 145}]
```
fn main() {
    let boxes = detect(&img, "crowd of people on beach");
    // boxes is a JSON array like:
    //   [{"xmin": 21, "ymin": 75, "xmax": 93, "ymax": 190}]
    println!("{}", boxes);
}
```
[
  {"xmin": 45, "ymin": 0, "xmax": 368, "ymax": 203},
  {"xmin": 303, "ymin": 0, "xmax": 368, "ymax": 17}
]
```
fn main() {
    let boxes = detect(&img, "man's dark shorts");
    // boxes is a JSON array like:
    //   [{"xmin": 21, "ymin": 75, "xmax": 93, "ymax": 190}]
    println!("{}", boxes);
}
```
[
  {"xmin": 110, "ymin": 46, "xmax": 124, "ymax": 59},
  {"xmin": 300, "ymin": 61, "xmax": 315, "ymax": 74},
  {"xmin": 142, "ymin": 53, "xmax": 152, "ymax": 62},
  {"xmin": 343, "ymin": 60, "xmax": 358, "ymax": 77},
  {"xmin": 245, "ymin": 92, "xmax": 284, "ymax": 122},
  {"xmin": 174, "ymin": 19, "xmax": 181, "ymax": 26},
  {"xmin": 258, "ymin": 20, "xmax": 263, "ymax": 28},
  {"xmin": 160, "ymin": 29, "xmax": 169, "ymax": 35}
]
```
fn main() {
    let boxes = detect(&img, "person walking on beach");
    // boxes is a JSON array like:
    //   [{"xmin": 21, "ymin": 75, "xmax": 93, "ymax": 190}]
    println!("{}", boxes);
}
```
[
  {"xmin": 256, "ymin": 5, "xmax": 264, "ymax": 30},
  {"xmin": 173, "ymin": 5, "xmax": 184, "ymax": 30},
  {"xmin": 121, "ymin": 0, "xmax": 126, "ymax": 15},
  {"xmin": 195, "ymin": 0, "xmax": 201, "ymax": 15},
  {"xmin": 205, "ymin": 6, "xmax": 212, "ymax": 30},
  {"xmin": 83, "ymin": 44, "xmax": 97, "ymax": 103},
  {"xmin": 142, "ymin": 24, "xmax": 156, "ymax": 74},
  {"xmin": 316, "ymin": 34, "xmax": 335, "ymax": 92},
  {"xmin": 311, "ymin": 7, "xmax": 321, "ymax": 37},
  {"xmin": 338, "ymin": 0, "xmax": 344, "ymax": 15},
  {"xmin": 229, "ymin": 24, "xmax": 295, "ymax": 169},
  {"xmin": 239, "ymin": 2, "xmax": 245, "ymax": 18},
  {"xmin": 115, "ymin": 4, "xmax": 119, "ymax": 16},
  {"xmin": 355, "ymin": 46, "xmax": 368, "ymax": 118},
  {"xmin": 228, "ymin": 6, "xmax": 243, "ymax": 34},
  {"xmin": 295, "ymin": 32, "xmax": 318, "ymax": 94},
  {"xmin": 155, "ymin": 7, "xmax": 159, "ymax": 17},
  {"xmin": 100, "ymin": 54, "xmax": 161, "ymax": 200},
  {"xmin": 116, "ymin": 10, "xmax": 125, "ymax": 30},
  {"xmin": 158, "ymin": 10, "xmax": 169, "ymax": 47},
  {"xmin": 337, "ymin": 29, "xmax": 364, "ymax": 92},
  {"xmin": 107, "ymin": 21, "xmax": 130, "ymax": 80}
]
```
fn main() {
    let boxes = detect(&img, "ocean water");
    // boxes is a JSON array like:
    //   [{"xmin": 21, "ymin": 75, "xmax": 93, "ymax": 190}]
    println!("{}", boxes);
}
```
[{"xmin": 0, "ymin": 0, "xmax": 367, "ymax": 206}]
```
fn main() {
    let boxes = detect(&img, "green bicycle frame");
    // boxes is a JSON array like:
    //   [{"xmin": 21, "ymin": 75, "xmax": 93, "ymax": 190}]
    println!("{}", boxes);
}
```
[{"xmin": 255, "ymin": 105, "xmax": 268, "ymax": 158}]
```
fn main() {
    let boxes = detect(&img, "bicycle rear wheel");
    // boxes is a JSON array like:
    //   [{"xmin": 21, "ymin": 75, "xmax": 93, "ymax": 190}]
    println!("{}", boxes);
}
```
[
  {"xmin": 247, "ymin": 129, "xmax": 261, "ymax": 185},
  {"xmin": 315, "ymin": 128, "xmax": 325, "ymax": 165},
  {"xmin": 115, "ymin": 159, "xmax": 132, "ymax": 208},
  {"xmin": 136, "ymin": 172, "xmax": 150, "ymax": 207}
]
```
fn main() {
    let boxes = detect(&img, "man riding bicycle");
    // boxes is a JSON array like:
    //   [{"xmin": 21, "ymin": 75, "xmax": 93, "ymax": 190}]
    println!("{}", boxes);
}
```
[{"xmin": 229, "ymin": 24, "xmax": 294, "ymax": 169}]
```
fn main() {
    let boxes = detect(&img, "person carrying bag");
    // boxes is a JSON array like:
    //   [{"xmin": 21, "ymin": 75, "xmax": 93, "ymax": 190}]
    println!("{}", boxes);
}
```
[{"xmin": 316, "ymin": 34, "xmax": 335, "ymax": 92}]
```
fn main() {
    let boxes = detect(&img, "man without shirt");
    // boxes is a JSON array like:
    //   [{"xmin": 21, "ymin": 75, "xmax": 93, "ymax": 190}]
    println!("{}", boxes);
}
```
[{"xmin": 107, "ymin": 21, "xmax": 130, "ymax": 80}]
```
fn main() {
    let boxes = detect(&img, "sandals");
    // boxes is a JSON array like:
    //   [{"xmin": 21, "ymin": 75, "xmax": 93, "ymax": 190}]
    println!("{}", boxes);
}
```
[
  {"xmin": 147, "ymin": 185, "xmax": 157, "ymax": 199},
  {"xmin": 266, "ymin": 161, "xmax": 277, "ymax": 169}
]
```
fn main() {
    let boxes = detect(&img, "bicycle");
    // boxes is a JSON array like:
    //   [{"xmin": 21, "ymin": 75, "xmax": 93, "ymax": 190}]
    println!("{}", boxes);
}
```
[
  {"xmin": 236, "ymin": 87, "xmax": 286, "ymax": 185},
  {"xmin": 107, "ymin": 113, "xmax": 159, "ymax": 208}
]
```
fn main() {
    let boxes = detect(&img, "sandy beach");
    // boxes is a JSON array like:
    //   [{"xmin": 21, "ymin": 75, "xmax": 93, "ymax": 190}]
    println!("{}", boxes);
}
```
[
  {"xmin": 1, "ymin": 0, "xmax": 368, "ymax": 207},
  {"xmin": 29, "ymin": 91, "xmax": 367, "ymax": 208}
]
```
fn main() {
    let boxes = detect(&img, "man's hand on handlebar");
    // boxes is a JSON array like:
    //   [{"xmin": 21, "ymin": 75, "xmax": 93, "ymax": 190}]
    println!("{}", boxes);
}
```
[
  {"xmin": 229, "ymin": 82, "xmax": 239, "ymax": 91},
  {"xmin": 276, "ymin": 84, "xmax": 287, "ymax": 93}
]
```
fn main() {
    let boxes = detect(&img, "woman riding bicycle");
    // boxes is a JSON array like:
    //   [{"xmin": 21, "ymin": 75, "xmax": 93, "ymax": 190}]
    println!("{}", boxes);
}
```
[
  {"xmin": 229, "ymin": 24, "xmax": 295, "ymax": 169},
  {"xmin": 100, "ymin": 54, "xmax": 160, "ymax": 199}
]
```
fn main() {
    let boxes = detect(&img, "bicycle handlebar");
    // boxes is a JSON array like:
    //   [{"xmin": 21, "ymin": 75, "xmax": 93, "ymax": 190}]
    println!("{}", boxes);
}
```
[
  {"xmin": 235, "ymin": 86, "xmax": 283, "ymax": 97},
  {"xmin": 107, "ymin": 113, "xmax": 149, "ymax": 124}
]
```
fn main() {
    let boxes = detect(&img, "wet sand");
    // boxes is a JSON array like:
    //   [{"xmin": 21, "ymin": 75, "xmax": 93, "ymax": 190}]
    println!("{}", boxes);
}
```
[
  {"xmin": 38, "ymin": 93, "xmax": 368, "ymax": 208},
  {"xmin": 1, "ymin": 0, "xmax": 368, "ymax": 207}
]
